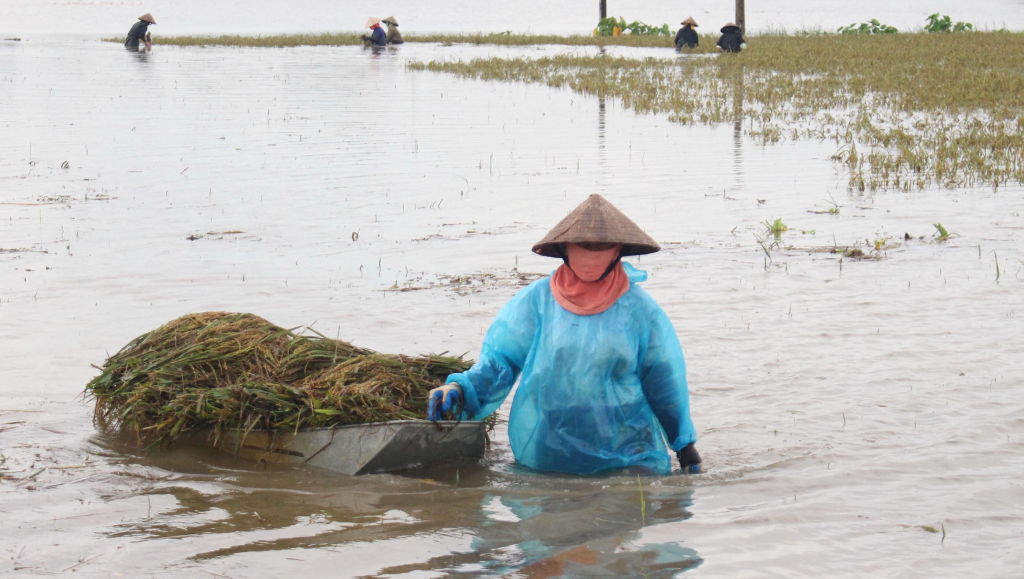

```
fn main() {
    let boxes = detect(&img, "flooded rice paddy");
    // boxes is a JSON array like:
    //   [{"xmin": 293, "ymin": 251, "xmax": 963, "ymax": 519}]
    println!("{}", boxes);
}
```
[
  {"xmin": 5, "ymin": 0, "xmax": 1024, "ymax": 37},
  {"xmin": 3, "ymin": 8, "xmax": 1024, "ymax": 579}
]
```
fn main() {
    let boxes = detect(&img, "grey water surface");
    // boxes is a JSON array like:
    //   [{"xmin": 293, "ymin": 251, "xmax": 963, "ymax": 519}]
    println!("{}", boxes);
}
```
[{"xmin": 2, "ymin": 2, "xmax": 1023, "ymax": 578}]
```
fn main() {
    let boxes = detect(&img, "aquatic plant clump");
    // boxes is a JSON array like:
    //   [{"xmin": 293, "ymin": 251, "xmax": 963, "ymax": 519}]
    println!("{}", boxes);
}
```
[{"xmin": 84, "ymin": 312, "xmax": 471, "ymax": 444}]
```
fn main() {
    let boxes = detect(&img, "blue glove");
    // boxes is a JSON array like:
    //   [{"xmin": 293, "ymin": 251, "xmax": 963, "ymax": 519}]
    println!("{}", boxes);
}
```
[
  {"xmin": 676, "ymin": 443, "xmax": 702, "ymax": 474},
  {"xmin": 427, "ymin": 386, "xmax": 461, "ymax": 421}
]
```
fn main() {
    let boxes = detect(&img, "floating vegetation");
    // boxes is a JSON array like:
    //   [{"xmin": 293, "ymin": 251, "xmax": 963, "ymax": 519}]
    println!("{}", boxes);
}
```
[
  {"xmin": 0, "ymin": 247, "xmax": 48, "ymax": 254},
  {"xmin": 387, "ymin": 269, "xmax": 545, "ymax": 295},
  {"xmin": 185, "ymin": 230, "xmax": 248, "ymax": 241},
  {"xmin": 407, "ymin": 32, "xmax": 1024, "ymax": 191},
  {"xmin": 0, "ymin": 193, "xmax": 116, "ymax": 206},
  {"xmin": 84, "ymin": 312, "xmax": 471, "ymax": 445}
]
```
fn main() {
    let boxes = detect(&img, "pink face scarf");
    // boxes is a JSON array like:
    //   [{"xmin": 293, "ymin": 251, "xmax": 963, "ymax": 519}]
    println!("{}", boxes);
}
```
[{"xmin": 549, "ymin": 261, "xmax": 630, "ymax": 315}]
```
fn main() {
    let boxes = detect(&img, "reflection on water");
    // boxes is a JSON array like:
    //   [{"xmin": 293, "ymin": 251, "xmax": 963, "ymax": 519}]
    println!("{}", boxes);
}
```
[
  {"xmin": 731, "ymin": 63, "xmax": 745, "ymax": 188},
  {"xmin": 87, "ymin": 434, "xmax": 702, "ymax": 576}
]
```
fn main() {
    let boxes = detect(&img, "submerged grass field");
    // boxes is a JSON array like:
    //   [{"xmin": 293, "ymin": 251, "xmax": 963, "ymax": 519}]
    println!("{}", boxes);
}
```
[
  {"xmin": 408, "ymin": 32, "xmax": 1024, "ymax": 191},
  {"xmin": 146, "ymin": 31, "xmax": 1024, "ymax": 191}
]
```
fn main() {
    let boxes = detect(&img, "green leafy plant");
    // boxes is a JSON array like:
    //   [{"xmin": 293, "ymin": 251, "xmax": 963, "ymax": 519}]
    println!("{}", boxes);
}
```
[
  {"xmin": 838, "ymin": 19, "xmax": 898, "ymax": 35},
  {"xmin": 933, "ymin": 223, "xmax": 957, "ymax": 241},
  {"xmin": 764, "ymin": 218, "xmax": 789, "ymax": 238},
  {"xmin": 595, "ymin": 16, "xmax": 670, "ymax": 37},
  {"xmin": 925, "ymin": 13, "xmax": 973, "ymax": 33}
]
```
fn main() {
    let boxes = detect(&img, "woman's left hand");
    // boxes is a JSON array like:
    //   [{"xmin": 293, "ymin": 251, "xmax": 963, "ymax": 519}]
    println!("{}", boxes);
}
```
[
  {"xmin": 427, "ymin": 383, "xmax": 462, "ymax": 421},
  {"xmin": 677, "ymin": 442, "xmax": 702, "ymax": 474}
]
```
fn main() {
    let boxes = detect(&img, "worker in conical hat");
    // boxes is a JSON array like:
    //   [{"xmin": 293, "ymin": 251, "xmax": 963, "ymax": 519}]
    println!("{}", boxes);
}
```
[
  {"xmin": 124, "ymin": 13, "xmax": 156, "ymax": 51},
  {"xmin": 428, "ymin": 194, "xmax": 701, "ymax": 476},
  {"xmin": 362, "ymin": 17, "xmax": 387, "ymax": 47},
  {"xmin": 675, "ymin": 16, "xmax": 699, "ymax": 50},
  {"xmin": 381, "ymin": 16, "xmax": 404, "ymax": 45},
  {"xmin": 717, "ymin": 22, "xmax": 745, "ymax": 53}
]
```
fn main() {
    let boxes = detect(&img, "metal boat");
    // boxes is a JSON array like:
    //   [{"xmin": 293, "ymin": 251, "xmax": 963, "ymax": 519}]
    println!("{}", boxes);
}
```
[{"xmin": 189, "ymin": 420, "xmax": 487, "ymax": 475}]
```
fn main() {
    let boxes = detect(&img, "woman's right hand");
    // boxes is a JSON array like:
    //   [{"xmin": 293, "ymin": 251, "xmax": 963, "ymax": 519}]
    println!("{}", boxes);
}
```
[{"xmin": 427, "ymin": 383, "xmax": 462, "ymax": 421}]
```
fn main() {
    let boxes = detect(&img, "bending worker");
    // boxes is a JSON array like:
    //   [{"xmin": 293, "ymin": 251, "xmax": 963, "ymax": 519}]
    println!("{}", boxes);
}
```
[
  {"xmin": 124, "ymin": 13, "xmax": 155, "ymax": 51},
  {"xmin": 362, "ymin": 17, "xmax": 387, "ymax": 47},
  {"xmin": 382, "ymin": 16, "xmax": 404, "ymax": 45},
  {"xmin": 675, "ymin": 16, "xmax": 699, "ymax": 49},
  {"xmin": 717, "ymin": 22, "xmax": 745, "ymax": 53},
  {"xmin": 428, "ymin": 194, "xmax": 701, "ymax": 476}
]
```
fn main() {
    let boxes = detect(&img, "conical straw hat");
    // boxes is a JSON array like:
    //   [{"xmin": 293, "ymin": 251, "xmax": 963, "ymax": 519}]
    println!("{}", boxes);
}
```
[
  {"xmin": 681, "ymin": 17, "xmax": 698, "ymax": 27},
  {"xmin": 382, "ymin": 16, "xmax": 399, "ymax": 26},
  {"xmin": 532, "ymin": 194, "xmax": 660, "ymax": 258},
  {"xmin": 139, "ymin": 13, "xmax": 156, "ymax": 24},
  {"xmin": 366, "ymin": 17, "xmax": 381, "ymax": 27}
]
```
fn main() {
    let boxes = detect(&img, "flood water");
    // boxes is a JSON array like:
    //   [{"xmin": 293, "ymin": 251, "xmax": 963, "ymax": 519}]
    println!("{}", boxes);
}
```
[
  {"xmin": 2, "ymin": 1, "xmax": 1024, "ymax": 577},
  {"xmin": 4, "ymin": 0, "xmax": 1024, "ymax": 36}
]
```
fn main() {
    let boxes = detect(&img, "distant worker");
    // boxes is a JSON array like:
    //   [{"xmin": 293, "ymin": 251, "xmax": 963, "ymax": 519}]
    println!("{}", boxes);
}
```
[
  {"xmin": 362, "ymin": 17, "xmax": 387, "ymax": 47},
  {"xmin": 382, "ymin": 16, "xmax": 404, "ymax": 45},
  {"xmin": 716, "ymin": 22, "xmax": 745, "ymax": 53},
  {"xmin": 124, "ymin": 13, "xmax": 155, "ymax": 51},
  {"xmin": 675, "ymin": 17, "xmax": 699, "ymax": 50}
]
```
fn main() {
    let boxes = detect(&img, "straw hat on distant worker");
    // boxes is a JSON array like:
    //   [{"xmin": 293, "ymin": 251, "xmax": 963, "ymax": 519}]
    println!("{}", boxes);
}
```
[
  {"xmin": 125, "ymin": 13, "xmax": 156, "ymax": 51},
  {"xmin": 381, "ymin": 16, "xmax": 404, "ymax": 44},
  {"xmin": 675, "ymin": 16, "xmax": 700, "ymax": 49}
]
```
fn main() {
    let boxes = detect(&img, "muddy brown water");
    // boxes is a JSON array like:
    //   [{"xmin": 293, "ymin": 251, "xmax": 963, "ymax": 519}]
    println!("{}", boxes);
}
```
[{"xmin": 2, "ymin": 28, "xmax": 1023, "ymax": 579}]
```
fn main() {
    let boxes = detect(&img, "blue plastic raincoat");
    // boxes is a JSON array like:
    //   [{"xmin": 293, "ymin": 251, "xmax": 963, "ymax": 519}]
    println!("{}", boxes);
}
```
[{"xmin": 447, "ymin": 263, "xmax": 697, "ymax": 475}]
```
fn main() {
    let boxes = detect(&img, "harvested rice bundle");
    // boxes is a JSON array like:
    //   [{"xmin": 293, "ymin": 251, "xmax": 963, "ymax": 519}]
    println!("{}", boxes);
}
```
[
  {"xmin": 87, "ymin": 312, "xmax": 294, "ymax": 438},
  {"xmin": 300, "ymin": 353, "xmax": 471, "ymax": 424},
  {"xmin": 278, "ymin": 332, "xmax": 372, "ymax": 383},
  {"xmin": 84, "ymin": 312, "xmax": 472, "ymax": 445}
]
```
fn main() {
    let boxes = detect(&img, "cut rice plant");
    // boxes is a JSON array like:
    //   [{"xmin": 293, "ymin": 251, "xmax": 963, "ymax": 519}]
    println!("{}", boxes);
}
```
[{"xmin": 84, "ymin": 312, "xmax": 472, "ymax": 445}]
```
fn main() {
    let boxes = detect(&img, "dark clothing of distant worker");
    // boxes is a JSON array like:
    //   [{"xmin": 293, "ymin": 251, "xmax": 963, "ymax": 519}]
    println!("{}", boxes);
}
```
[
  {"xmin": 367, "ymin": 25, "xmax": 387, "ymax": 46},
  {"xmin": 675, "ymin": 26, "xmax": 698, "ymax": 49},
  {"xmin": 717, "ymin": 25, "xmax": 744, "ymax": 53},
  {"xmin": 124, "ymin": 20, "xmax": 151, "ymax": 50}
]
